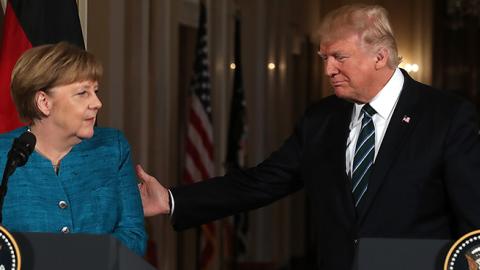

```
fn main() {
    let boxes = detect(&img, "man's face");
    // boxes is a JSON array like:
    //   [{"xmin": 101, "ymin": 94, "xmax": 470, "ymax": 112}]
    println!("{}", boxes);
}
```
[{"xmin": 319, "ymin": 34, "xmax": 379, "ymax": 103}]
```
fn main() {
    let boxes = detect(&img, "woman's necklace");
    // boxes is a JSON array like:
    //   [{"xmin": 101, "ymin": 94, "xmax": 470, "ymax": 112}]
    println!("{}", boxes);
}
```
[
  {"xmin": 34, "ymin": 147, "xmax": 62, "ymax": 174},
  {"xmin": 52, "ymin": 162, "xmax": 61, "ymax": 174}
]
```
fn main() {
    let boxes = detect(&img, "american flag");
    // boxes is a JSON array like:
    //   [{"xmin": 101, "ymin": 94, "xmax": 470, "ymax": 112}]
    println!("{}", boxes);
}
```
[
  {"xmin": 225, "ymin": 15, "xmax": 249, "ymax": 264},
  {"xmin": 184, "ymin": 3, "xmax": 216, "ymax": 269}
]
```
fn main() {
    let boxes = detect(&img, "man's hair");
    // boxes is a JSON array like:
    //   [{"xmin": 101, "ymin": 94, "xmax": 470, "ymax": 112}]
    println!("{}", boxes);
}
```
[
  {"xmin": 11, "ymin": 41, "xmax": 103, "ymax": 122},
  {"xmin": 319, "ymin": 4, "xmax": 401, "ymax": 68}
]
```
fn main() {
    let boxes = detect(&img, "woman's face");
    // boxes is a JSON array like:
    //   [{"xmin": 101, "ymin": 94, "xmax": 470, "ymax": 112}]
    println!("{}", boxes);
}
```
[{"xmin": 47, "ymin": 80, "xmax": 102, "ymax": 140}]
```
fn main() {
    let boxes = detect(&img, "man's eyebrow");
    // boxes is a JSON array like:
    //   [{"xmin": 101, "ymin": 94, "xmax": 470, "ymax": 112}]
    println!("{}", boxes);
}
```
[
  {"xmin": 318, "ymin": 51, "xmax": 342, "ymax": 58},
  {"xmin": 317, "ymin": 51, "xmax": 328, "ymax": 58}
]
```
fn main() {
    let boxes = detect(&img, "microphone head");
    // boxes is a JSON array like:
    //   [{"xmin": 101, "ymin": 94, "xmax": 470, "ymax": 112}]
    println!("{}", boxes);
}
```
[
  {"xmin": 17, "ymin": 131, "xmax": 36, "ymax": 152},
  {"xmin": 8, "ymin": 131, "xmax": 36, "ymax": 168}
]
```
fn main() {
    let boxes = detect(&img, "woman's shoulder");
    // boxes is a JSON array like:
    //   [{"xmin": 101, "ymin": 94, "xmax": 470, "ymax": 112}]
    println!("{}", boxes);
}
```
[
  {"xmin": 77, "ymin": 127, "xmax": 132, "ymax": 164},
  {"xmin": 92, "ymin": 127, "xmax": 123, "ymax": 139},
  {"xmin": 0, "ymin": 127, "xmax": 28, "ymax": 164},
  {"xmin": 82, "ymin": 127, "xmax": 130, "ymax": 150},
  {"xmin": 0, "ymin": 127, "xmax": 28, "ymax": 147},
  {"xmin": 0, "ymin": 126, "xmax": 27, "ymax": 138}
]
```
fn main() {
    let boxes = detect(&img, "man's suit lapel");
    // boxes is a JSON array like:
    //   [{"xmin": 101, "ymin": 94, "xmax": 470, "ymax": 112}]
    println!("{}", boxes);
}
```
[
  {"xmin": 356, "ymin": 71, "xmax": 423, "ymax": 222},
  {"xmin": 332, "ymin": 100, "xmax": 357, "ymax": 221},
  {"xmin": 333, "ymin": 100, "xmax": 354, "ymax": 177}
]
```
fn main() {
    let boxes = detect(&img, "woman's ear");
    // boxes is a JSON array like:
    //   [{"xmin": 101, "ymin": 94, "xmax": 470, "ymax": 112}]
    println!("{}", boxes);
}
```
[
  {"xmin": 35, "ymin": 90, "xmax": 51, "ymax": 117},
  {"xmin": 375, "ymin": 47, "xmax": 389, "ymax": 69}
]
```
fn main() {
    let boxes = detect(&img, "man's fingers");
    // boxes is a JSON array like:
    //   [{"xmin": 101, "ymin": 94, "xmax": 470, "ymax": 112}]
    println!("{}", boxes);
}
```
[
  {"xmin": 138, "ymin": 182, "xmax": 145, "ymax": 193},
  {"xmin": 136, "ymin": 164, "xmax": 152, "ymax": 183},
  {"xmin": 135, "ymin": 164, "xmax": 169, "ymax": 216}
]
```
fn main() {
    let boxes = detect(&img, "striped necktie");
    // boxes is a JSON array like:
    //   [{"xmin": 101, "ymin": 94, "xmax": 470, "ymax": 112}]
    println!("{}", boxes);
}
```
[{"xmin": 352, "ymin": 103, "xmax": 376, "ymax": 207}]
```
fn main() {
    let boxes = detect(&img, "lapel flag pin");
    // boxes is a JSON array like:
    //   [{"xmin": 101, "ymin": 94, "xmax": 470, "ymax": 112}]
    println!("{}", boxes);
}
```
[{"xmin": 402, "ymin": 115, "xmax": 411, "ymax": 124}]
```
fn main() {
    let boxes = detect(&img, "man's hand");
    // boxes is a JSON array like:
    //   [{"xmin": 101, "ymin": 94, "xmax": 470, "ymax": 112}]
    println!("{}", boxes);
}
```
[{"xmin": 136, "ymin": 165, "xmax": 171, "ymax": 217}]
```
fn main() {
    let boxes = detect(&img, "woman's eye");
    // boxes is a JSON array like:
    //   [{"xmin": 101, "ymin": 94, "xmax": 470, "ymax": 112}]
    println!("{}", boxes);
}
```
[{"xmin": 77, "ymin": 91, "xmax": 87, "ymax": 96}]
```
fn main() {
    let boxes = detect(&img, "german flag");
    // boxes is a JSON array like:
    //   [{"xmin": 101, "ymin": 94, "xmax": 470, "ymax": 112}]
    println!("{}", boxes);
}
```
[{"xmin": 0, "ymin": 0, "xmax": 84, "ymax": 133}]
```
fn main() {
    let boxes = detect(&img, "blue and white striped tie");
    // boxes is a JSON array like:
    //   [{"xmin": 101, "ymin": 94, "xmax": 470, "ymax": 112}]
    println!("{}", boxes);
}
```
[{"xmin": 352, "ymin": 104, "xmax": 376, "ymax": 207}]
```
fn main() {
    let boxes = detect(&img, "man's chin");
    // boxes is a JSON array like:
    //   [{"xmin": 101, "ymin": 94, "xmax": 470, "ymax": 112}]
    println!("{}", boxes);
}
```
[
  {"xmin": 333, "ymin": 87, "xmax": 349, "ymax": 99},
  {"xmin": 333, "ymin": 88, "xmax": 361, "ymax": 103}
]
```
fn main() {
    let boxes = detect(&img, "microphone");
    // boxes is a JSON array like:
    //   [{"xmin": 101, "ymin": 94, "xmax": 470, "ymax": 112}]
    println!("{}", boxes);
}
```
[
  {"xmin": 0, "ymin": 131, "xmax": 36, "ymax": 223},
  {"xmin": 3, "ymin": 131, "xmax": 36, "ymax": 178}
]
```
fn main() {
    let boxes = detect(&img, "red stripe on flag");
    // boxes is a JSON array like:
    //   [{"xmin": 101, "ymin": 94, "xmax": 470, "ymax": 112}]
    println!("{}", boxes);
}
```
[
  {"xmin": 184, "ymin": 3, "xmax": 216, "ymax": 268},
  {"xmin": 200, "ymin": 223, "xmax": 216, "ymax": 269},
  {"xmin": 184, "ymin": 168, "xmax": 193, "ymax": 183},
  {"xmin": 0, "ymin": 2, "xmax": 33, "ymax": 133},
  {"xmin": 186, "ymin": 136, "xmax": 211, "ymax": 180},
  {"xmin": 189, "ymin": 107, "xmax": 214, "ymax": 159}
]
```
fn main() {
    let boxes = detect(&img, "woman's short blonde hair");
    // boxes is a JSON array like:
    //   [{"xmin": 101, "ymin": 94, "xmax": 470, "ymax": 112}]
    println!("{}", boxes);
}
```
[
  {"xmin": 11, "ymin": 42, "xmax": 103, "ymax": 122},
  {"xmin": 318, "ymin": 4, "xmax": 401, "ymax": 68}
]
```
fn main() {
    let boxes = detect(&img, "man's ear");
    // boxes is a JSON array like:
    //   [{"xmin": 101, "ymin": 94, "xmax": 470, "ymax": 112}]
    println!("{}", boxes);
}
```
[
  {"xmin": 35, "ymin": 90, "xmax": 52, "ymax": 117},
  {"xmin": 375, "ymin": 47, "xmax": 389, "ymax": 69}
]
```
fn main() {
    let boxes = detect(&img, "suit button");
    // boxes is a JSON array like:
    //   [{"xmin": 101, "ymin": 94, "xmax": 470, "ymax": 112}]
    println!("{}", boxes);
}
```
[
  {"xmin": 61, "ymin": 226, "xmax": 70, "ymax": 234},
  {"xmin": 58, "ymin": 201, "xmax": 68, "ymax": 209}
]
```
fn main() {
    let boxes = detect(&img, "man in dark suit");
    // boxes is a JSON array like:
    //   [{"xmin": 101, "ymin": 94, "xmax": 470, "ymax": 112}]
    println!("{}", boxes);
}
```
[{"xmin": 136, "ymin": 4, "xmax": 480, "ymax": 270}]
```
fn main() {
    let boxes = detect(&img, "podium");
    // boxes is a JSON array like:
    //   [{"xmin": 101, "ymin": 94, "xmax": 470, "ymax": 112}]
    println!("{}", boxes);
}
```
[
  {"xmin": 12, "ymin": 232, "xmax": 156, "ymax": 270},
  {"xmin": 353, "ymin": 238, "xmax": 452, "ymax": 270}
]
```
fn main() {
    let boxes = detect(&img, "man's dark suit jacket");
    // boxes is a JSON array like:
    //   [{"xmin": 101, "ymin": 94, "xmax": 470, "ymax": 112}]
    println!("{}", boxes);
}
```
[{"xmin": 171, "ymin": 70, "xmax": 480, "ymax": 270}]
